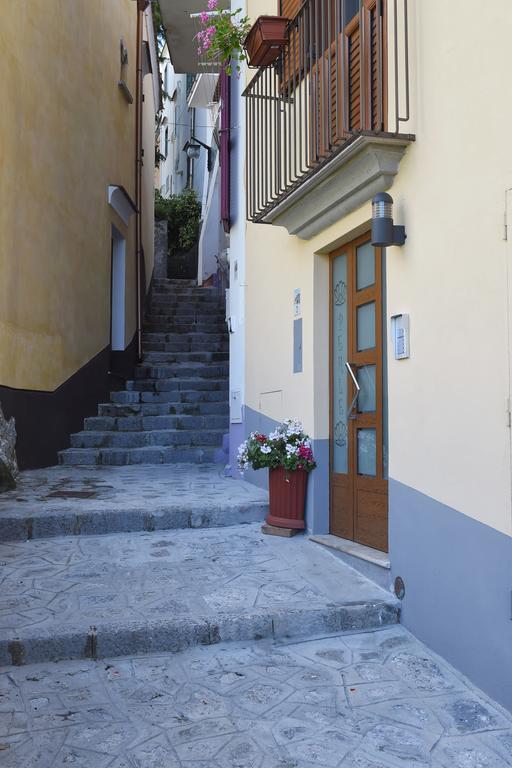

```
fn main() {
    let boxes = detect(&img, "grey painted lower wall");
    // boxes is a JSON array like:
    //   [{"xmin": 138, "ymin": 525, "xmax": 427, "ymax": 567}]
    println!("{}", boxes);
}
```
[
  {"xmin": 232, "ymin": 405, "xmax": 329, "ymax": 535},
  {"xmin": 389, "ymin": 478, "xmax": 512, "ymax": 712}
]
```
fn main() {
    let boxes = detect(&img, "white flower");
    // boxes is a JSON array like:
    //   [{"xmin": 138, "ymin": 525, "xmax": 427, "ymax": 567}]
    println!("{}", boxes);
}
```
[
  {"xmin": 283, "ymin": 418, "xmax": 303, "ymax": 437},
  {"xmin": 268, "ymin": 429, "xmax": 281, "ymax": 441},
  {"xmin": 285, "ymin": 443, "xmax": 298, "ymax": 456},
  {"xmin": 260, "ymin": 445, "xmax": 272, "ymax": 454}
]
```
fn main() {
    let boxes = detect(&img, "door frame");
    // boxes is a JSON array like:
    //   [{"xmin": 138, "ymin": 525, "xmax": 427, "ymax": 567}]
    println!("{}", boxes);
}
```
[{"xmin": 328, "ymin": 231, "xmax": 388, "ymax": 551}]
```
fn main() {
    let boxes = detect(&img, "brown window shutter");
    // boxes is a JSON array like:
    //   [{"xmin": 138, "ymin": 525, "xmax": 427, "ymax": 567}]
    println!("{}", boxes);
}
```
[
  {"xmin": 279, "ymin": 0, "xmax": 300, "ymax": 17},
  {"xmin": 347, "ymin": 17, "xmax": 362, "ymax": 131},
  {"xmin": 346, "ymin": 0, "xmax": 385, "ymax": 133}
]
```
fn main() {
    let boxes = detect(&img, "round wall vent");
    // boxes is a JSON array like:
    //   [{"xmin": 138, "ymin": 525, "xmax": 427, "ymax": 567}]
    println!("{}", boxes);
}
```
[{"xmin": 394, "ymin": 576, "xmax": 405, "ymax": 600}]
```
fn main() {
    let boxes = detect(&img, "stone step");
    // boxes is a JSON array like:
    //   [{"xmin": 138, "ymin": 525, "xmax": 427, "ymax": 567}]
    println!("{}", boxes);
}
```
[
  {"xmin": 152, "ymin": 278, "xmax": 199, "ymax": 287},
  {"xmin": 98, "ymin": 401, "xmax": 229, "ymax": 417},
  {"xmin": 85, "ymin": 414, "xmax": 228, "ymax": 432},
  {"xmin": 0, "ymin": 521, "xmax": 398, "ymax": 664},
  {"xmin": 110, "ymin": 389, "xmax": 228, "ymax": 404},
  {"xmin": 152, "ymin": 282, "xmax": 217, "ymax": 292},
  {"xmin": 70, "ymin": 429, "xmax": 226, "ymax": 449},
  {"xmin": 142, "ymin": 331, "xmax": 228, "ymax": 344},
  {"xmin": 134, "ymin": 363, "xmax": 229, "ymax": 379},
  {"xmin": 149, "ymin": 294, "xmax": 225, "ymax": 312},
  {"xmin": 148, "ymin": 302, "xmax": 226, "ymax": 316},
  {"xmin": 149, "ymin": 300, "xmax": 223, "ymax": 311},
  {"xmin": 143, "ymin": 321, "xmax": 227, "ymax": 334},
  {"xmin": 125, "ymin": 378, "xmax": 228, "ymax": 393},
  {"xmin": 143, "ymin": 341, "xmax": 229, "ymax": 353},
  {"xmin": 141, "ymin": 351, "xmax": 229, "ymax": 363},
  {"xmin": 0, "ymin": 465, "xmax": 267, "ymax": 542},
  {"xmin": 146, "ymin": 307, "xmax": 226, "ymax": 322},
  {"xmin": 59, "ymin": 445, "xmax": 225, "ymax": 466}
]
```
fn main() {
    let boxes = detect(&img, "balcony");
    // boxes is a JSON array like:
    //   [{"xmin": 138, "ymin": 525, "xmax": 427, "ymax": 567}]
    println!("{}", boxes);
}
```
[{"xmin": 243, "ymin": 0, "xmax": 414, "ymax": 238}]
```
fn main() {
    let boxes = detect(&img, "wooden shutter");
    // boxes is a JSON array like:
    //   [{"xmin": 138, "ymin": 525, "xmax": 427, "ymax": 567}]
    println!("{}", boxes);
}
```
[
  {"xmin": 345, "ymin": 0, "xmax": 385, "ymax": 133},
  {"xmin": 280, "ymin": 0, "xmax": 301, "ymax": 17},
  {"xmin": 347, "ymin": 17, "xmax": 361, "ymax": 131}
]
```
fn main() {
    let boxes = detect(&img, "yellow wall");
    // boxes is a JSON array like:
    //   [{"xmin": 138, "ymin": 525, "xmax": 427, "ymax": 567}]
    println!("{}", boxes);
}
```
[
  {"xmin": 0, "ymin": 0, "xmax": 143, "ymax": 391},
  {"xmin": 142, "ymin": 31, "xmax": 156, "ymax": 291},
  {"xmin": 244, "ymin": 0, "xmax": 512, "ymax": 536}
]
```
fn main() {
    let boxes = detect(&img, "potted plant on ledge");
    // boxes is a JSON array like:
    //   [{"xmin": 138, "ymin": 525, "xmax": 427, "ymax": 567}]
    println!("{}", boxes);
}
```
[
  {"xmin": 237, "ymin": 419, "xmax": 316, "ymax": 530},
  {"xmin": 195, "ymin": 0, "xmax": 288, "ymax": 73}
]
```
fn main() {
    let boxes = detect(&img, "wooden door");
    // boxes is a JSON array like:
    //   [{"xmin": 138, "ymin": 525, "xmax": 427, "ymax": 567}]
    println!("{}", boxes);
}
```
[{"xmin": 330, "ymin": 233, "xmax": 388, "ymax": 551}]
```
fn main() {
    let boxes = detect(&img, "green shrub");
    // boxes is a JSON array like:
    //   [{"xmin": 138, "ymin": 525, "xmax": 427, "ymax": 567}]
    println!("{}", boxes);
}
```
[{"xmin": 155, "ymin": 189, "xmax": 201, "ymax": 252}]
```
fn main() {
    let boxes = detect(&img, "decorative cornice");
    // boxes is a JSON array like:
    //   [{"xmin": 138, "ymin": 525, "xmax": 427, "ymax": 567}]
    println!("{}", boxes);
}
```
[{"xmin": 261, "ymin": 134, "xmax": 414, "ymax": 240}]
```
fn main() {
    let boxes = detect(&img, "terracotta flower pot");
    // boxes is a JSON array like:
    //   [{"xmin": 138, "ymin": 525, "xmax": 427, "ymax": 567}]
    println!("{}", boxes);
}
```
[
  {"xmin": 244, "ymin": 16, "xmax": 289, "ymax": 68},
  {"xmin": 266, "ymin": 467, "xmax": 308, "ymax": 530}
]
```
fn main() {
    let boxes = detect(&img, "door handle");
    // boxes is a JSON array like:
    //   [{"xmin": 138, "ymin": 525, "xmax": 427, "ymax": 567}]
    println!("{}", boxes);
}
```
[{"xmin": 345, "ymin": 361, "xmax": 360, "ymax": 419}]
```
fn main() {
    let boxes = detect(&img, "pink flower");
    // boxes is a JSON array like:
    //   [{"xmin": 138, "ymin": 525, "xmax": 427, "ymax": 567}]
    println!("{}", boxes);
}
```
[
  {"xmin": 297, "ymin": 444, "xmax": 313, "ymax": 461},
  {"xmin": 200, "ymin": 11, "xmax": 209, "ymax": 24},
  {"xmin": 207, "ymin": 0, "xmax": 217, "ymax": 9}
]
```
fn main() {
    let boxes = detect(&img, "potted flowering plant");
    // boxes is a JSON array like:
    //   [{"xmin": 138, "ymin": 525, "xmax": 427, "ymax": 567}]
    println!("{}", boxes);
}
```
[
  {"xmin": 243, "ymin": 16, "xmax": 289, "ymax": 68},
  {"xmin": 237, "ymin": 419, "xmax": 316, "ymax": 530},
  {"xmin": 195, "ymin": 0, "xmax": 289, "ymax": 73},
  {"xmin": 195, "ymin": 0, "xmax": 251, "ymax": 75}
]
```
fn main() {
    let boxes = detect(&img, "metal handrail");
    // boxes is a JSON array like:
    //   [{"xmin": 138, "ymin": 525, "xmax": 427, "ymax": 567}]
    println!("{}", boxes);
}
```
[{"xmin": 243, "ymin": 0, "xmax": 410, "ymax": 222}]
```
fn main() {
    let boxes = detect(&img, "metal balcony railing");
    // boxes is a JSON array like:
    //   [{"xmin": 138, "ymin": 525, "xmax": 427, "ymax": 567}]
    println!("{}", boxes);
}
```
[{"xmin": 243, "ymin": 0, "xmax": 410, "ymax": 222}]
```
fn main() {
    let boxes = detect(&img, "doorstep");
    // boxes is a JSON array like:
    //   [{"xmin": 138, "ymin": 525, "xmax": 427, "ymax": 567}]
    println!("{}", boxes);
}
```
[{"xmin": 309, "ymin": 534, "xmax": 392, "ymax": 592}]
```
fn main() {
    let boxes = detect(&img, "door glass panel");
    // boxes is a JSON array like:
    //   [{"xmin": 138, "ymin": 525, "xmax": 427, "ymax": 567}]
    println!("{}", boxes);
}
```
[
  {"xmin": 357, "ymin": 302, "xmax": 376, "ymax": 351},
  {"xmin": 356, "ymin": 242, "xmax": 375, "ymax": 291},
  {"xmin": 332, "ymin": 253, "xmax": 348, "ymax": 473},
  {"xmin": 358, "ymin": 429, "xmax": 377, "ymax": 476},
  {"xmin": 357, "ymin": 365, "xmax": 376, "ymax": 413}
]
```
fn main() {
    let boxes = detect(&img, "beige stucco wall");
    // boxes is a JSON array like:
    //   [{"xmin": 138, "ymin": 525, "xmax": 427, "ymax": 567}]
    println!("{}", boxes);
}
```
[
  {"xmin": 243, "ymin": 0, "xmax": 512, "ymax": 536},
  {"xmin": 0, "ymin": 0, "xmax": 141, "ymax": 391},
  {"xmin": 142, "ymin": 13, "xmax": 156, "ymax": 290}
]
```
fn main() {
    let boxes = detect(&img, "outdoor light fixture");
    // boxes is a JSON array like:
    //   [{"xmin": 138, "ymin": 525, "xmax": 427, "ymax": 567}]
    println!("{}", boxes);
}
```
[
  {"xmin": 371, "ymin": 192, "xmax": 406, "ymax": 247},
  {"xmin": 183, "ymin": 137, "xmax": 213, "ymax": 172}
]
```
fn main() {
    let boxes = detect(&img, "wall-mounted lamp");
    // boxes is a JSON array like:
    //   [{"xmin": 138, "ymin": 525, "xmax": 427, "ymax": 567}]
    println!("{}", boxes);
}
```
[
  {"xmin": 183, "ymin": 137, "xmax": 212, "ymax": 172},
  {"xmin": 371, "ymin": 193, "xmax": 406, "ymax": 247}
]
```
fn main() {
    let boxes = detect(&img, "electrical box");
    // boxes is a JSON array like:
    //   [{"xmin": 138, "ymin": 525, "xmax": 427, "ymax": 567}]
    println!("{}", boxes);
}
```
[
  {"xmin": 230, "ymin": 390, "xmax": 242, "ymax": 424},
  {"xmin": 293, "ymin": 318, "xmax": 303, "ymax": 373},
  {"xmin": 391, "ymin": 314, "xmax": 410, "ymax": 360}
]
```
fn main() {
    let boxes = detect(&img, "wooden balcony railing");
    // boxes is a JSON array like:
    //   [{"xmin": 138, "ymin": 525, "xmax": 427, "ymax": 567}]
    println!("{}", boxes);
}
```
[{"xmin": 243, "ymin": 0, "xmax": 410, "ymax": 222}]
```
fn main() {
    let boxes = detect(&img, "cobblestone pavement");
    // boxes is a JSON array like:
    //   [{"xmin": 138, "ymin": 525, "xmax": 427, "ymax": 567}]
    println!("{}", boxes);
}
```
[
  {"xmin": 1, "ymin": 626, "xmax": 511, "ymax": 767},
  {"xmin": 0, "ymin": 524, "xmax": 397, "ymax": 665},
  {"xmin": 0, "ymin": 465, "xmax": 268, "ymax": 540}
]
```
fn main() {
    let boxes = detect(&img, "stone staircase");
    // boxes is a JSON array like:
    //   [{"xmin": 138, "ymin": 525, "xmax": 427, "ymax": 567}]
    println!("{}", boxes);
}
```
[{"xmin": 59, "ymin": 279, "xmax": 229, "ymax": 466}]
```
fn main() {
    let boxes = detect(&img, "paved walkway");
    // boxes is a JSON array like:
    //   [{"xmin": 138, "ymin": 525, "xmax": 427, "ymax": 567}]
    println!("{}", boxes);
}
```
[
  {"xmin": 0, "ymin": 523, "xmax": 398, "ymax": 665},
  {"xmin": 0, "ymin": 465, "xmax": 268, "ymax": 540},
  {"xmin": 2, "ymin": 464, "xmax": 511, "ymax": 766},
  {"xmin": 2, "ymin": 626, "xmax": 512, "ymax": 767}
]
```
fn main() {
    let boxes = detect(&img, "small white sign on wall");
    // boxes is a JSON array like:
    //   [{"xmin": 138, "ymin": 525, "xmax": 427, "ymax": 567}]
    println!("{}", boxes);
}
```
[{"xmin": 294, "ymin": 288, "xmax": 301, "ymax": 317}]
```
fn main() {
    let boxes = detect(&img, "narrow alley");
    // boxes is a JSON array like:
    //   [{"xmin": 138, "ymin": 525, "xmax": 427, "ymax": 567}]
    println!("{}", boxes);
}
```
[{"xmin": 2, "ymin": 0, "xmax": 512, "ymax": 766}]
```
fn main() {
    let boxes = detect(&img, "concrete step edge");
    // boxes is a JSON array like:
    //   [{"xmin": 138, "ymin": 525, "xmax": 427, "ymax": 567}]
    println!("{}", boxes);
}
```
[
  {"xmin": 0, "ymin": 601, "xmax": 399, "ymax": 666},
  {"xmin": 0, "ymin": 501, "xmax": 268, "ymax": 542}
]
